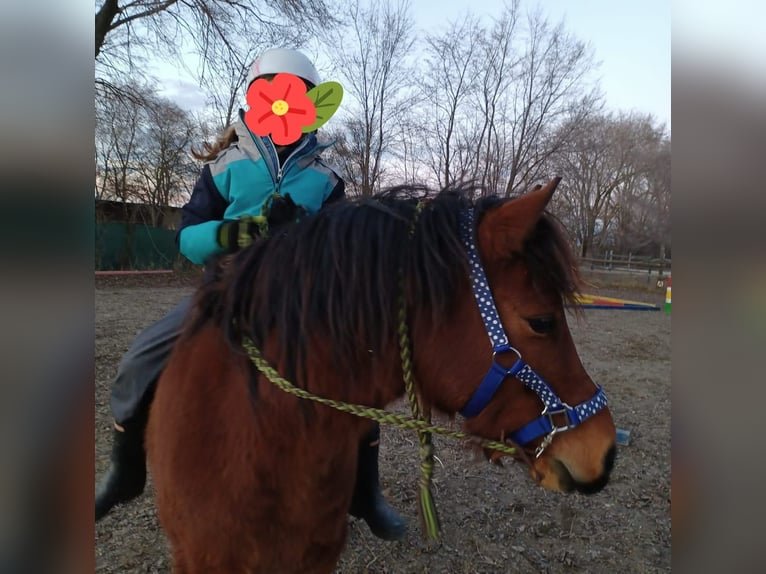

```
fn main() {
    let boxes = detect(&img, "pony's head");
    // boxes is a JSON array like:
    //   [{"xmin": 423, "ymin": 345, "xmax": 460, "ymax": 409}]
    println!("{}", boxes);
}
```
[{"xmin": 412, "ymin": 178, "xmax": 616, "ymax": 493}]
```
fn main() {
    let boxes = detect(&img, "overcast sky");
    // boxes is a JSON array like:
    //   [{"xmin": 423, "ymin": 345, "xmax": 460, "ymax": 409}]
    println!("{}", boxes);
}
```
[{"xmin": 151, "ymin": 0, "xmax": 671, "ymax": 131}]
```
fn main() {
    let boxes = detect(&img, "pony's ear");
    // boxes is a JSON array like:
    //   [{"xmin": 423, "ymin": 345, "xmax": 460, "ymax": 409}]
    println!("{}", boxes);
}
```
[{"xmin": 478, "ymin": 177, "xmax": 561, "ymax": 260}]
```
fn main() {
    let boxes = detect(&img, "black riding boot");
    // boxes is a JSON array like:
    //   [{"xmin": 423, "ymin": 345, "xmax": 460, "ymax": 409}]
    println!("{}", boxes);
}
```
[
  {"xmin": 349, "ymin": 425, "xmax": 407, "ymax": 541},
  {"xmin": 95, "ymin": 421, "xmax": 147, "ymax": 521}
]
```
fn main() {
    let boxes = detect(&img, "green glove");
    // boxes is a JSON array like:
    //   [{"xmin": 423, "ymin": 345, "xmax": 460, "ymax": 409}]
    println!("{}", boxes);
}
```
[{"xmin": 217, "ymin": 216, "xmax": 268, "ymax": 252}]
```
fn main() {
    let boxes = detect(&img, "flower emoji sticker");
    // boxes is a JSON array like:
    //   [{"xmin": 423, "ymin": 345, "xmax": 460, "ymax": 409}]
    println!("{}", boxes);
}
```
[{"xmin": 245, "ymin": 73, "xmax": 317, "ymax": 145}]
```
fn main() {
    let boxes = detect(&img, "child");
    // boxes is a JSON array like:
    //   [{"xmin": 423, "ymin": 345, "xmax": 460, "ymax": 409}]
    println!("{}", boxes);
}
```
[{"xmin": 95, "ymin": 47, "xmax": 406, "ymax": 541}]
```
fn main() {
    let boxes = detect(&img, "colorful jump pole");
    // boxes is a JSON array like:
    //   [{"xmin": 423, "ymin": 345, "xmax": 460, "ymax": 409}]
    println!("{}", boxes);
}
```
[
  {"xmin": 664, "ymin": 277, "xmax": 672, "ymax": 314},
  {"xmin": 573, "ymin": 294, "xmax": 660, "ymax": 311}
]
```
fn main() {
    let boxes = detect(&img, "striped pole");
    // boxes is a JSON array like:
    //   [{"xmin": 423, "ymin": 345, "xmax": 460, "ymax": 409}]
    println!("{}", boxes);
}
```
[{"xmin": 664, "ymin": 277, "xmax": 672, "ymax": 314}]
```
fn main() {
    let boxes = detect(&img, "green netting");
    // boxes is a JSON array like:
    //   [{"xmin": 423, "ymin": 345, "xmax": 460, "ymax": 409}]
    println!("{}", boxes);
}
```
[{"xmin": 96, "ymin": 222, "xmax": 186, "ymax": 270}]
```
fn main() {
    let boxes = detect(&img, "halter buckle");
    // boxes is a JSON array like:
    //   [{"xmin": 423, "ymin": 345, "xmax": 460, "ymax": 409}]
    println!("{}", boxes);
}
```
[
  {"xmin": 542, "ymin": 404, "xmax": 576, "ymax": 434},
  {"xmin": 534, "ymin": 404, "xmax": 575, "ymax": 458}
]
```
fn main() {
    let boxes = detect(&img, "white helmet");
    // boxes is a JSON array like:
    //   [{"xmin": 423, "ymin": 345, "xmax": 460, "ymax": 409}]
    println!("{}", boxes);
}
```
[{"xmin": 246, "ymin": 48, "xmax": 321, "ymax": 89}]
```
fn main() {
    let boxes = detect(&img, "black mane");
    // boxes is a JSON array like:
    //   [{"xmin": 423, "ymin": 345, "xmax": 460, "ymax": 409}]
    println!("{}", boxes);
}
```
[{"xmin": 194, "ymin": 185, "xmax": 580, "ymax": 385}]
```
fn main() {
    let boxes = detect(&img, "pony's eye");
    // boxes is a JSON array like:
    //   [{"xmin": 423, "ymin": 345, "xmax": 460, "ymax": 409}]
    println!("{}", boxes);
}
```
[{"xmin": 527, "ymin": 316, "xmax": 556, "ymax": 335}]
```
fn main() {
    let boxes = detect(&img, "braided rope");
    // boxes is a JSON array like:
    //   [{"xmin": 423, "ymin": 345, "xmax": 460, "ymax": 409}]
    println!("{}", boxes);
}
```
[
  {"xmin": 241, "ymin": 339, "xmax": 517, "ymax": 454},
  {"xmin": 397, "ymin": 201, "xmax": 441, "ymax": 538}
]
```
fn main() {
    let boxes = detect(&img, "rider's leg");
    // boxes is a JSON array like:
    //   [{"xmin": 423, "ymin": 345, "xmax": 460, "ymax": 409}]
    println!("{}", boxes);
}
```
[
  {"xmin": 95, "ymin": 296, "xmax": 192, "ymax": 521},
  {"xmin": 349, "ymin": 423, "xmax": 407, "ymax": 541}
]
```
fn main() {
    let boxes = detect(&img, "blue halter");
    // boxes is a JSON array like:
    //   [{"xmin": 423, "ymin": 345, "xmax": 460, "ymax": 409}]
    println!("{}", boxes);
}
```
[{"xmin": 458, "ymin": 209, "xmax": 608, "ymax": 457}]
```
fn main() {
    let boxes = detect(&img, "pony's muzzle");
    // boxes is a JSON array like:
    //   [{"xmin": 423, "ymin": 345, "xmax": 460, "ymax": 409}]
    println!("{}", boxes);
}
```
[{"xmin": 548, "ymin": 443, "xmax": 616, "ymax": 494}]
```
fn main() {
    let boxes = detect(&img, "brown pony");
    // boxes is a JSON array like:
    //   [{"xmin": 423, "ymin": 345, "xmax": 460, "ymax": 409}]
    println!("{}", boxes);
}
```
[{"xmin": 146, "ymin": 178, "xmax": 616, "ymax": 573}]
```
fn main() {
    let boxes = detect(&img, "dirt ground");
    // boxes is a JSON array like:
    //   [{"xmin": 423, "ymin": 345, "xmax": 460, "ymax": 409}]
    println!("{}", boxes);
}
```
[{"xmin": 95, "ymin": 273, "xmax": 671, "ymax": 573}]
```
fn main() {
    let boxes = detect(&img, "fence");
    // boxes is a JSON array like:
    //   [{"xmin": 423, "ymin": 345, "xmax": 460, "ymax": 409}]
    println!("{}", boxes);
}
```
[
  {"xmin": 95, "ymin": 224, "xmax": 672, "ymax": 282},
  {"xmin": 96, "ymin": 221, "xmax": 188, "ymax": 270},
  {"xmin": 580, "ymin": 251, "xmax": 671, "ymax": 285}
]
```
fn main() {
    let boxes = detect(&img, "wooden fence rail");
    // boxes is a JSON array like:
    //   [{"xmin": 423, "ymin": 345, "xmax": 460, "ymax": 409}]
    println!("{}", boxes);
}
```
[{"xmin": 580, "ymin": 251, "xmax": 671, "ymax": 279}]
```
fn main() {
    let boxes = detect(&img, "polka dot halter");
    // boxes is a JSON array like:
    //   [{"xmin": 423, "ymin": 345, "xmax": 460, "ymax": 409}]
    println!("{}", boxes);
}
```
[
  {"xmin": 458, "ymin": 209, "xmax": 608, "ymax": 454},
  {"xmin": 459, "ymin": 207, "xmax": 509, "ymax": 350}
]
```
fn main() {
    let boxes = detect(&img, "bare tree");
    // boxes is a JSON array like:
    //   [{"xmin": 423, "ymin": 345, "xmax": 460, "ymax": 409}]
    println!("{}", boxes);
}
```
[
  {"xmin": 503, "ymin": 8, "xmax": 600, "ymax": 196},
  {"xmin": 387, "ymin": 109, "xmax": 429, "ymax": 187},
  {"xmin": 96, "ymin": 81, "xmax": 200, "ymax": 219},
  {"xmin": 473, "ymin": 5, "xmax": 518, "ymax": 194},
  {"xmin": 548, "ymin": 113, "xmax": 664, "ymax": 257},
  {"xmin": 324, "ymin": 0, "xmax": 416, "ymax": 196},
  {"xmin": 95, "ymin": 0, "xmax": 333, "ymax": 113},
  {"xmin": 406, "ymin": 2, "xmax": 600, "ymax": 198},
  {"xmin": 646, "ymin": 136, "xmax": 671, "ymax": 258},
  {"xmin": 95, "ymin": 103, "xmax": 117, "ymax": 202},
  {"xmin": 198, "ymin": 44, "xmax": 258, "ymax": 131},
  {"xmin": 320, "ymin": 122, "xmax": 365, "ymax": 196},
  {"xmin": 95, "ymin": 82, "xmax": 149, "ymax": 209},
  {"xmin": 420, "ymin": 14, "xmax": 483, "ymax": 188},
  {"xmin": 95, "ymin": 0, "xmax": 330, "ymax": 60},
  {"xmin": 609, "ymin": 130, "xmax": 671, "ymax": 256},
  {"xmin": 133, "ymin": 97, "xmax": 200, "ymax": 223}
]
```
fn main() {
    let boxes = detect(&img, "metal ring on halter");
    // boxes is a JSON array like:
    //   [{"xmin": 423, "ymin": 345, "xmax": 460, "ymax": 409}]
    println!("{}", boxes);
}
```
[
  {"xmin": 491, "ymin": 345, "xmax": 521, "ymax": 362},
  {"xmin": 491, "ymin": 346, "xmax": 523, "ymax": 376}
]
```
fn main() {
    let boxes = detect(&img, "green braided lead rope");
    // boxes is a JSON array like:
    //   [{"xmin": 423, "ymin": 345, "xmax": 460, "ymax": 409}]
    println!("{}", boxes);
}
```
[
  {"xmin": 240, "ymin": 339, "xmax": 518, "ymax": 453},
  {"xmin": 242, "ymin": 338, "xmax": 515, "ymax": 539},
  {"xmin": 416, "ymin": 440, "xmax": 440, "ymax": 539},
  {"xmin": 397, "ymin": 201, "xmax": 441, "ymax": 539},
  {"xmin": 400, "ymin": 314, "xmax": 441, "ymax": 539}
]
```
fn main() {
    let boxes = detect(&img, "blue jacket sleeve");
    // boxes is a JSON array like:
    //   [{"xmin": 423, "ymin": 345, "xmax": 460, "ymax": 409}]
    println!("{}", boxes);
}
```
[{"xmin": 177, "ymin": 165, "xmax": 228, "ymax": 265}]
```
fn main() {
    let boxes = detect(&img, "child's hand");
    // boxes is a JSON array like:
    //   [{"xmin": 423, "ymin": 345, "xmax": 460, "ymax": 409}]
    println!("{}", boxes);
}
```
[
  {"xmin": 217, "ymin": 216, "xmax": 267, "ymax": 251},
  {"xmin": 267, "ymin": 194, "xmax": 308, "ymax": 228}
]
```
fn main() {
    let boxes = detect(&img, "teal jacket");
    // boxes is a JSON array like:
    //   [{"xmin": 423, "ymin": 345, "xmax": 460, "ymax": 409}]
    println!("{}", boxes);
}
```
[{"xmin": 178, "ymin": 113, "xmax": 344, "ymax": 265}]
